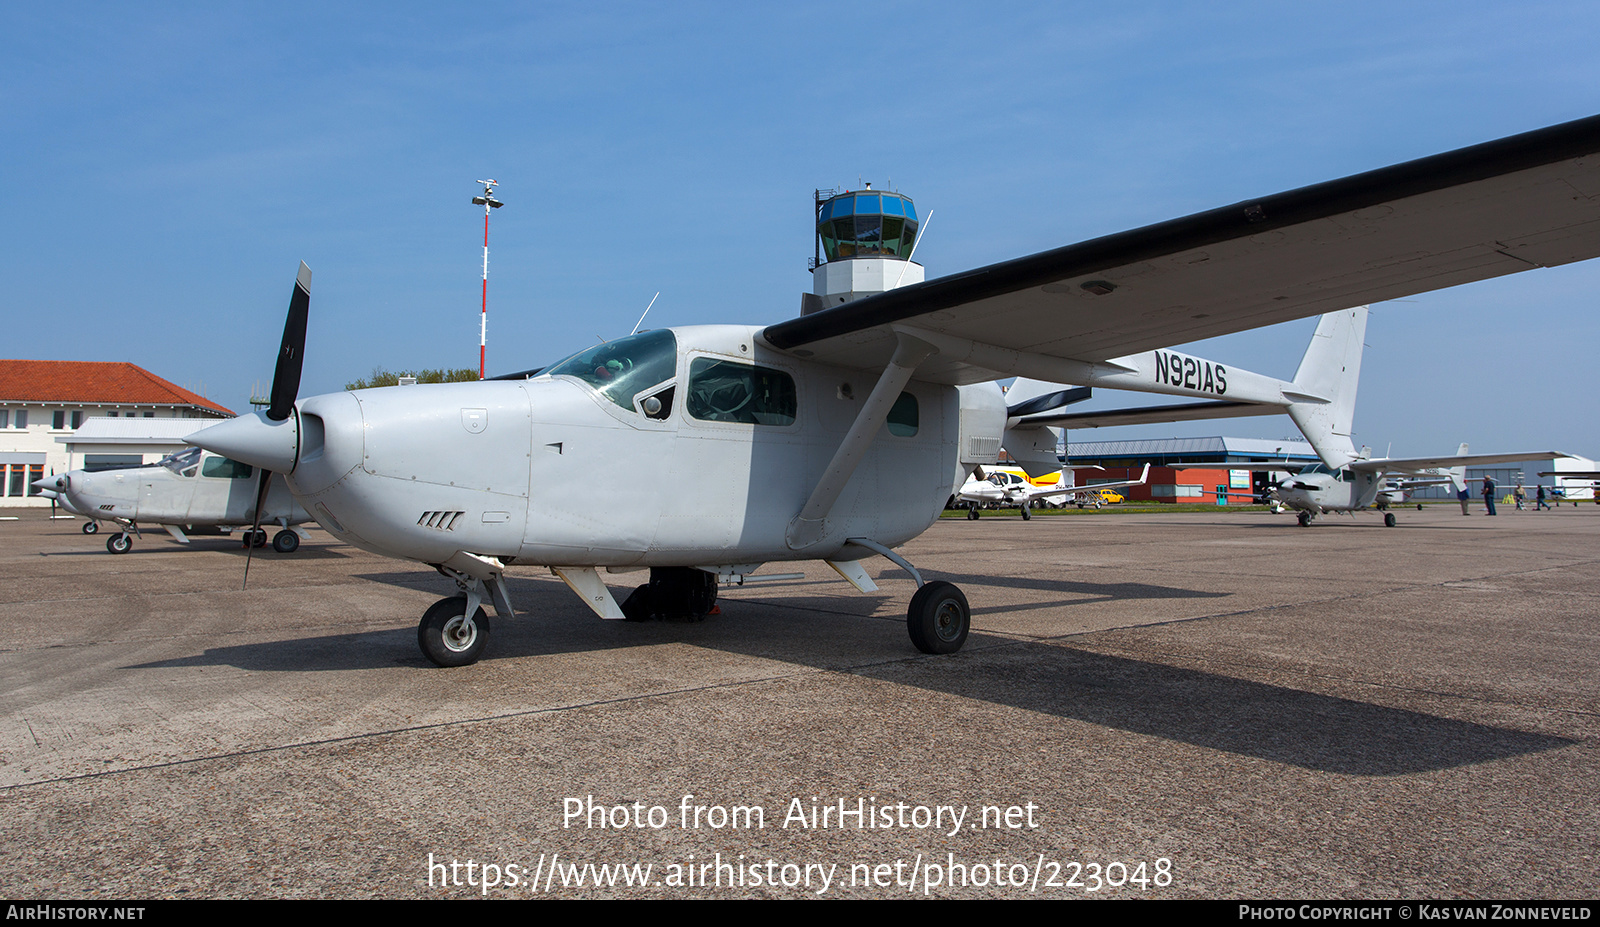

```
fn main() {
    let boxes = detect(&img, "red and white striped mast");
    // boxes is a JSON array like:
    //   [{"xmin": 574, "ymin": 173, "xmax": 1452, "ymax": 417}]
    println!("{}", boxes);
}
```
[{"xmin": 471, "ymin": 179, "xmax": 504, "ymax": 379}]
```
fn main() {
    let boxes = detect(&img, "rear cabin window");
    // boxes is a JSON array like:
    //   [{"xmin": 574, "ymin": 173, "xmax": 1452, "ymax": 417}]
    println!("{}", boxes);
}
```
[
  {"xmin": 887, "ymin": 391, "xmax": 917, "ymax": 436},
  {"xmin": 687, "ymin": 357, "xmax": 797, "ymax": 426}
]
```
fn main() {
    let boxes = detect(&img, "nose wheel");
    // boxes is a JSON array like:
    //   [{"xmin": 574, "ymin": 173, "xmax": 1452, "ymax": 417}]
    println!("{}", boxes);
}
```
[
  {"xmin": 1384, "ymin": 512, "xmax": 1397, "ymax": 527},
  {"xmin": 106, "ymin": 533, "xmax": 132, "ymax": 554},
  {"xmin": 418, "ymin": 597, "xmax": 490, "ymax": 667},
  {"xmin": 81, "ymin": 521, "xmax": 99, "ymax": 535}
]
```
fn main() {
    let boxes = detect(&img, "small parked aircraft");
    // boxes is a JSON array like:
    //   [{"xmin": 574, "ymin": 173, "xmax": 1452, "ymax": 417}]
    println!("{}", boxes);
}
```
[
  {"xmin": 35, "ymin": 447, "xmax": 313, "ymax": 554},
  {"xmin": 188, "ymin": 114, "xmax": 1600, "ymax": 665},
  {"xmin": 954, "ymin": 463, "xmax": 1150, "ymax": 518}
]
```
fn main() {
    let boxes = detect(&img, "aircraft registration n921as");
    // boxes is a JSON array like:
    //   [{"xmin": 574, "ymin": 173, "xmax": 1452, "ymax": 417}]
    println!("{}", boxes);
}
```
[{"xmin": 189, "ymin": 114, "xmax": 1600, "ymax": 667}]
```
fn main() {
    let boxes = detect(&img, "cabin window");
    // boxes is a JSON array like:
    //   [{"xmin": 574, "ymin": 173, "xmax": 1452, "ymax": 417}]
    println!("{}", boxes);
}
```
[
  {"xmin": 687, "ymin": 357, "xmax": 797, "ymax": 425},
  {"xmin": 545, "ymin": 328, "xmax": 678, "ymax": 411},
  {"xmin": 201, "ymin": 456, "xmax": 254, "ymax": 479},
  {"xmin": 887, "ymin": 391, "xmax": 917, "ymax": 436}
]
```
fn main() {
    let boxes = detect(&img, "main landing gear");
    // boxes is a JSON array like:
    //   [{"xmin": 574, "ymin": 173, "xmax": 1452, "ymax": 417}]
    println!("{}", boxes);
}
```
[
  {"xmin": 1297, "ymin": 511, "xmax": 1313, "ymax": 527},
  {"xmin": 272, "ymin": 529, "xmax": 300, "ymax": 553},
  {"xmin": 106, "ymin": 532, "xmax": 132, "ymax": 554},
  {"xmin": 621, "ymin": 567, "xmax": 719, "ymax": 622},
  {"xmin": 907, "ymin": 581, "xmax": 970, "ymax": 654}
]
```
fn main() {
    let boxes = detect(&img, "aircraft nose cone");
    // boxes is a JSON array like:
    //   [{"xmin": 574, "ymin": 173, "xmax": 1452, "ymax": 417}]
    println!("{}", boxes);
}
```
[
  {"xmin": 187, "ymin": 410, "xmax": 299, "ymax": 473},
  {"xmin": 32, "ymin": 475, "xmax": 67, "ymax": 493}
]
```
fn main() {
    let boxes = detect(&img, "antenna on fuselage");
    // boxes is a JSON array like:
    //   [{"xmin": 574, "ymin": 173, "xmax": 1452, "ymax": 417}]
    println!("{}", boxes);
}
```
[{"xmin": 631, "ymin": 292, "xmax": 660, "ymax": 336}]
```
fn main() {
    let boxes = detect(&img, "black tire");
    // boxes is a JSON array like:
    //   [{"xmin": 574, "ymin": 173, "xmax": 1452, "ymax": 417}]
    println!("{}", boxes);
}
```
[
  {"xmin": 106, "ymin": 533, "xmax": 132, "ymax": 554},
  {"xmin": 967, "ymin": 507, "xmax": 979, "ymax": 520},
  {"xmin": 250, "ymin": 529, "xmax": 269, "ymax": 548},
  {"xmin": 621, "ymin": 584, "xmax": 654, "ymax": 622},
  {"xmin": 82, "ymin": 521, "xmax": 99, "ymax": 535},
  {"xmin": 907, "ymin": 581, "xmax": 970, "ymax": 655},
  {"xmin": 418, "ymin": 597, "xmax": 490, "ymax": 667},
  {"xmin": 1020, "ymin": 505, "xmax": 1032, "ymax": 521},
  {"xmin": 1384, "ymin": 512, "xmax": 1397, "ymax": 528},
  {"xmin": 272, "ymin": 529, "xmax": 300, "ymax": 553},
  {"xmin": 1297, "ymin": 511, "xmax": 1312, "ymax": 527}
]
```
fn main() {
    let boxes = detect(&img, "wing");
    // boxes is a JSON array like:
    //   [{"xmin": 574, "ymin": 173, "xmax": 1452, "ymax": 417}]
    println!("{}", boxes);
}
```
[
  {"xmin": 763, "ymin": 115, "xmax": 1600, "ymax": 383},
  {"xmin": 1351, "ymin": 451, "xmax": 1571, "ymax": 474},
  {"xmin": 1033, "ymin": 463, "xmax": 1151, "ymax": 498}
]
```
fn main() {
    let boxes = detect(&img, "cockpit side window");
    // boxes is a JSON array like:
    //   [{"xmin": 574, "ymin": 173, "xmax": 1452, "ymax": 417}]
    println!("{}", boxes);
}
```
[
  {"xmin": 545, "ymin": 329, "xmax": 678, "ymax": 411},
  {"xmin": 200, "ymin": 456, "xmax": 255, "ymax": 479},
  {"xmin": 687, "ymin": 357, "xmax": 797, "ymax": 425}
]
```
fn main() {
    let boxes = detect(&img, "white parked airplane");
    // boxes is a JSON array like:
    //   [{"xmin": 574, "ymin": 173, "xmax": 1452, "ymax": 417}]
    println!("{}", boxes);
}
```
[
  {"xmin": 953, "ymin": 463, "xmax": 1151, "ymax": 518},
  {"xmin": 34, "ymin": 447, "xmax": 313, "ymax": 554},
  {"xmin": 189, "ymin": 115, "xmax": 1600, "ymax": 665}
]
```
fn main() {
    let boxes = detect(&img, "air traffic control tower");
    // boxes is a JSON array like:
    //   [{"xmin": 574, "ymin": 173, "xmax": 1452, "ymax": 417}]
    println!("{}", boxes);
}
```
[{"xmin": 803, "ymin": 186, "xmax": 923, "ymax": 314}]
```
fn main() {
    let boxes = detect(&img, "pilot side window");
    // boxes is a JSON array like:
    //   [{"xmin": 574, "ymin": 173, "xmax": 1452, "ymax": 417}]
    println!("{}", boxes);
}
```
[
  {"xmin": 687, "ymin": 357, "xmax": 797, "ymax": 426},
  {"xmin": 200, "ymin": 456, "xmax": 254, "ymax": 479}
]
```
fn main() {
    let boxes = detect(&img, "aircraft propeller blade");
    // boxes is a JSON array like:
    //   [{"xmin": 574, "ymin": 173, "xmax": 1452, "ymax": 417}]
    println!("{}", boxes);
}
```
[
  {"xmin": 241, "ymin": 468, "xmax": 274, "ymax": 589},
  {"xmin": 268, "ymin": 263, "xmax": 312, "ymax": 422}
]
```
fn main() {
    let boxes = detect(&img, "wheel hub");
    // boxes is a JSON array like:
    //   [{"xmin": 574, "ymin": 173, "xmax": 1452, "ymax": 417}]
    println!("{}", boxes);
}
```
[
  {"xmin": 443, "ymin": 614, "xmax": 478, "ymax": 652},
  {"xmin": 934, "ymin": 601, "xmax": 962, "ymax": 641}
]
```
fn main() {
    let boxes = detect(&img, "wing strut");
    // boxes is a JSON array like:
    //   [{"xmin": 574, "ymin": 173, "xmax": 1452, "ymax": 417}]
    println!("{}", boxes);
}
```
[{"xmin": 786, "ymin": 331, "xmax": 937, "ymax": 550}]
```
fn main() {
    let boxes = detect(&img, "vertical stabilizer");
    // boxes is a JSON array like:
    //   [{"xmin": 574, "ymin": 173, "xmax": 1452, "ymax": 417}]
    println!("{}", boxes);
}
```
[
  {"xmin": 1285, "ymin": 306, "xmax": 1367, "ymax": 468},
  {"xmin": 1446, "ymin": 443, "xmax": 1470, "ymax": 493}
]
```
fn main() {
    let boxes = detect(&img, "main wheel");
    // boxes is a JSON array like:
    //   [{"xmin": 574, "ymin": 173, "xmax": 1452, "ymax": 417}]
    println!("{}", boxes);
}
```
[
  {"xmin": 907, "ymin": 581, "xmax": 970, "ymax": 655},
  {"xmin": 967, "ymin": 507, "xmax": 979, "ymax": 520},
  {"xmin": 106, "ymin": 533, "xmax": 132, "ymax": 554},
  {"xmin": 418, "ymin": 597, "xmax": 490, "ymax": 667},
  {"xmin": 272, "ymin": 529, "xmax": 300, "ymax": 553},
  {"xmin": 621, "ymin": 584, "xmax": 654, "ymax": 622},
  {"xmin": 1384, "ymin": 512, "xmax": 1397, "ymax": 527},
  {"xmin": 82, "ymin": 521, "xmax": 99, "ymax": 535},
  {"xmin": 250, "ymin": 529, "xmax": 269, "ymax": 548},
  {"xmin": 1297, "ymin": 511, "xmax": 1312, "ymax": 527}
]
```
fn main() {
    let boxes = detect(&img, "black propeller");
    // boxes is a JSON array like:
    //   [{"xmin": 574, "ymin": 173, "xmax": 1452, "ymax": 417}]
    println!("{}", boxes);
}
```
[{"xmin": 244, "ymin": 262, "xmax": 311, "ymax": 588}]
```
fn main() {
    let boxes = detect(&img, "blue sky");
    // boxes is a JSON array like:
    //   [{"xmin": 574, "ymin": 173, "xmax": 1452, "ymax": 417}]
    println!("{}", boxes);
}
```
[{"xmin": 4, "ymin": 3, "xmax": 1597, "ymax": 457}]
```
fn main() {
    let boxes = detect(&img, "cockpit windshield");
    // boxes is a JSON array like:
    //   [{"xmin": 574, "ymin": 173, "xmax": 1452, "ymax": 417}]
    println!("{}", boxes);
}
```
[
  {"xmin": 158, "ymin": 447, "xmax": 202, "ymax": 477},
  {"xmin": 544, "ymin": 329, "xmax": 678, "ymax": 410}
]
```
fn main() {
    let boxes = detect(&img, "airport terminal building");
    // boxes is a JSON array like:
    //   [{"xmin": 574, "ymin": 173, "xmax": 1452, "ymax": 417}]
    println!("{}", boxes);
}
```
[{"xmin": 0, "ymin": 360, "xmax": 232, "ymax": 506}]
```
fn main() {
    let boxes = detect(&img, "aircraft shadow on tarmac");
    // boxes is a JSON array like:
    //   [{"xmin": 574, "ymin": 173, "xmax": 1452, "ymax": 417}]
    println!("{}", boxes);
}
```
[{"xmin": 125, "ymin": 570, "xmax": 1569, "ymax": 777}]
